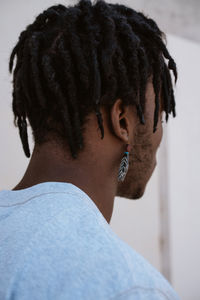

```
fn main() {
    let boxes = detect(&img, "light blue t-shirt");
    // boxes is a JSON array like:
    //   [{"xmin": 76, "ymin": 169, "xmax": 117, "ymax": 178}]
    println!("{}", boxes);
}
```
[{"xmin": 0, "ymin": 181, "xmax": 180, "ymax": 300}]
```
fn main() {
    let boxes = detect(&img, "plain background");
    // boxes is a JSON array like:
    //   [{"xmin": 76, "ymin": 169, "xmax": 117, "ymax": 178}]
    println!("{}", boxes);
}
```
[{"xmin": 0, "ymin": 1, "xmax": 200, "ymax": 299}]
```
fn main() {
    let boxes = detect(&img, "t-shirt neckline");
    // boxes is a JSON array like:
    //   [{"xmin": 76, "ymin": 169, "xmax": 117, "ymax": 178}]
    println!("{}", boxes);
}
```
[{"xmin": 0, "ymin": 181, "xmax": 109, "ymax": 224}]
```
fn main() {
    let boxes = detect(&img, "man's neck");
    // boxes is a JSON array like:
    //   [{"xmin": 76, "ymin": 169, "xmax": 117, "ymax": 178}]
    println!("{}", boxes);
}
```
[{"xmin": 13, "ymin": 143, "xmax": 117, "ymax": 224}]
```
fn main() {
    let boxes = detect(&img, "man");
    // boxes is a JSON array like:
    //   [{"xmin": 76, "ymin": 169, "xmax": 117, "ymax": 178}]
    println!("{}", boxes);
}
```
[{"xmin": 0, "ymin": 0, "xmax": 180, "ymax": 299}]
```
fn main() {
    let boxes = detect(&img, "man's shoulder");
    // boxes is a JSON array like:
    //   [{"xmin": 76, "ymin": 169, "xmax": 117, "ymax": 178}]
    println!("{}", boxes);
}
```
[
  {"xmin": 109, "ymin": 234, "xmax": 180, "ymax": 299},
  {"xmin": 0, "ymin": 183, "xmax": 180, "ymax": 299},
  {"xmin": 8, "ymin": 209, "xmax": 179, "ymax": 299},
  {"xmin": 13, "ymin": 205, "xmax": 179, "ymax": 300}
]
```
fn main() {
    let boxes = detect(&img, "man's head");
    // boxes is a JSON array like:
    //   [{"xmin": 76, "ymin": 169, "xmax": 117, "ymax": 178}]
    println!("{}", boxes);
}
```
[{"xmin": 9, "ymin": 0, "xmax": 177, "ymax": 199}]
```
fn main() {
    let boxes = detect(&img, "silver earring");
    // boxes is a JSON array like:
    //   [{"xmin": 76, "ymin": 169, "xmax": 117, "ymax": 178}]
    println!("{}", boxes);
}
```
[{"xmin": 118, "ymin": 144, "xmax": 131, "ymax": 182}]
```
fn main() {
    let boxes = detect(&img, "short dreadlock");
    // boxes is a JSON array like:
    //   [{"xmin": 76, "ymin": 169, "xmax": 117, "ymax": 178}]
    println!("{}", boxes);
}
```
[{"xmin": 9, "ymin": 0, "xmax": 177, "ymax": 159}]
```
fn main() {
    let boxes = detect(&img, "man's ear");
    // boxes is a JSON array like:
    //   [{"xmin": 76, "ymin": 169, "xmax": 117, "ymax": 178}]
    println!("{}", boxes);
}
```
[{"xmin": 110, "ymin": 98, "xmax": 137, "ymax": 145}]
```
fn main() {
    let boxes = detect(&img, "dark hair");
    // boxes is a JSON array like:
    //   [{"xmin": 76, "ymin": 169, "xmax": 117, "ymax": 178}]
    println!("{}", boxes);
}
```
[{"xmin": 9, "ymin": 0, "xmax": 177, "ymax": 159}]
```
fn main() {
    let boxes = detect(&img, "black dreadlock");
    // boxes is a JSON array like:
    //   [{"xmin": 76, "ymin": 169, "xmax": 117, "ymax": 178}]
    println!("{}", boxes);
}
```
[{"xmin": 9, "ymin": 0, "xmax": 178, "ymax": 159}]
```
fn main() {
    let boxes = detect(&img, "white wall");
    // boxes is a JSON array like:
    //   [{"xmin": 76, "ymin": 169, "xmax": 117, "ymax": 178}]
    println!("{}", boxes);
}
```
[{"xmin": 167, "ymin": 35, "xmax": 200, "ymax": 300}]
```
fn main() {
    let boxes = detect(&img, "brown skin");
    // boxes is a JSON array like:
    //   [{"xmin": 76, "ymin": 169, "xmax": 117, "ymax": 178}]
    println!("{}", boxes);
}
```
[
  {"xmin": 13, "ymin": 77, "xmax": 164, "ymax": 224},
  {"xmin": 117, "ymin": 78, "xmax": 164, "ymax": 200}
]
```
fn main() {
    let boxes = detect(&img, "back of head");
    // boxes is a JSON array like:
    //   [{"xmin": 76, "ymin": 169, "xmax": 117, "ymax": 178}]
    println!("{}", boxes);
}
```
[{"xmin": 9, "ymin": 0, "xmax": 177, "ymax": 159}]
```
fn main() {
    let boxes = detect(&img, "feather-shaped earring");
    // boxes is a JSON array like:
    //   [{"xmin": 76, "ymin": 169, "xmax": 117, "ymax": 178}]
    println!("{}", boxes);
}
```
[{"xmin": 118, "ymin": 144, "xmax": 131, "ymax": 182}]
